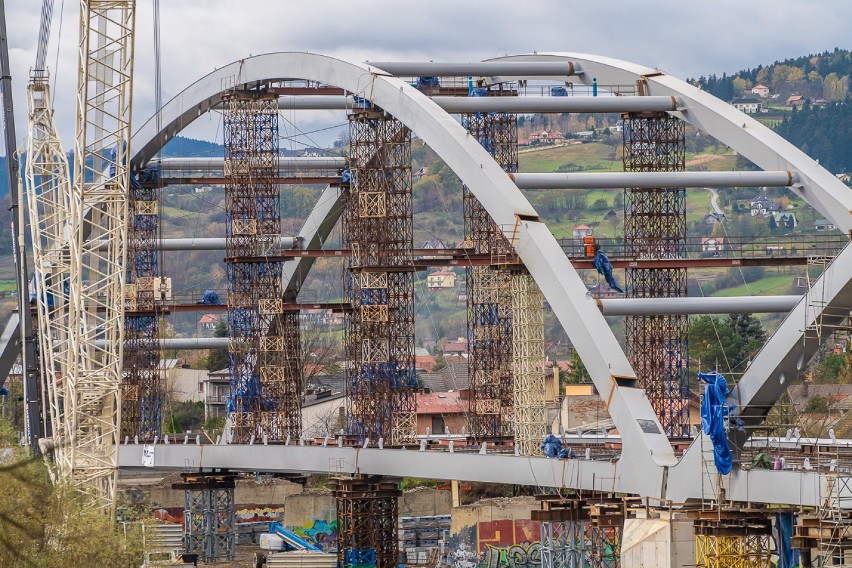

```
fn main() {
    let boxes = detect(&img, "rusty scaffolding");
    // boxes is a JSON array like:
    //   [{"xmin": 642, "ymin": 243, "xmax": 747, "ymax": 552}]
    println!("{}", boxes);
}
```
[
  {"xmin": 622, "ymin": 112, "xmax": 690, "ymax": 437},
  {"xmin": 224, "ymin": 91, "xmax": 301, "ymax": 443},
  {"xmin": 122, "ymin": 173, "xmax": 164, "ymax": 441},
  {"xmin": 344, "ymin": 103, "xmax": 416, "ymax": 445},
  {"xmin": 334, "ymin": 476, "xmax": 401, "ymax": 568},
  {"xmin": 462, "ymin": 108, "xmax": 516, "ymax": 441}
]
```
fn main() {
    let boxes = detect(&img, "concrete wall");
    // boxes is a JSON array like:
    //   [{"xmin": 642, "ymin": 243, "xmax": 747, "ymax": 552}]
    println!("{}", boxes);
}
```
[{"xmin": 621, "ymin": 512, "xmax": 694, "ymax": 568}]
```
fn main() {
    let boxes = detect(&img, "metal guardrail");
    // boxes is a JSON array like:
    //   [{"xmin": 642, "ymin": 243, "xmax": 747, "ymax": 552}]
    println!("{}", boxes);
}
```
[{"xmin": 558, "ymin": 234, "xmax": 848, "ymax": 261}]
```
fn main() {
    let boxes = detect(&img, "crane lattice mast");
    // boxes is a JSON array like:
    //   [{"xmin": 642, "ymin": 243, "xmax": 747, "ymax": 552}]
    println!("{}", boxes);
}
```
[{"xmin": 63, "ymin": 0, "xmax": 136, "ymax": 510}]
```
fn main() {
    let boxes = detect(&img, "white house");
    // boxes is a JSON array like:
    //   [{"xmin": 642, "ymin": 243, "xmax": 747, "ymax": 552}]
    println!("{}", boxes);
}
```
[
  {"xmin": 701, "ymin": 237, "xmax": 725, "ymax": 257},
  {"xmin": 732, "ymin": 98, "xmax": 762, "ymax": 114},
  {"xmin": 815, "ymin": 218, "xmax": 837, "ymax": 231},
  {"xmin": 749, "ymin": 195, "xmax": 781, "ymax": 217}
]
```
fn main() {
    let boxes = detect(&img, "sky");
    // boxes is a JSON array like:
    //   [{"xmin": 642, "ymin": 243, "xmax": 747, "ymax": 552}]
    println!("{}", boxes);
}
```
[{"xmin": 4, "ymin": 0, "xmax": 852, "ymax": 153}]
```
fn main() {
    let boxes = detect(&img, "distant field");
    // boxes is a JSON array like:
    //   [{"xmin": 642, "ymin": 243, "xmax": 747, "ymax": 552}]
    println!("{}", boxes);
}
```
[
  {"xmin": 519, "ymin": 143, "xmax": 620, "ymax": 173},
  {"xmin": 0, "ymin": 279, "xmax": 15, "ymax": 292},
  {"xmin": 710, "ymin": 274, "xmax": 797, "ymax": 297}
]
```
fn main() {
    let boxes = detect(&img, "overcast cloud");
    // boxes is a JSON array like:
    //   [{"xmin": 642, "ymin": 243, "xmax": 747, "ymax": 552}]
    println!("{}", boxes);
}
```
[{"xmin": 4, "ymin": 0, "xmax": 852, "ymax": 152}]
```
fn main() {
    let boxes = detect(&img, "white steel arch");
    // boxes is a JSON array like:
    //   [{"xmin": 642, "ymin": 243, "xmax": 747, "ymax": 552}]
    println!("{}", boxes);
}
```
[{"xmin": 129, "ymin": 52, "xmax": 852, "ymax": 501}]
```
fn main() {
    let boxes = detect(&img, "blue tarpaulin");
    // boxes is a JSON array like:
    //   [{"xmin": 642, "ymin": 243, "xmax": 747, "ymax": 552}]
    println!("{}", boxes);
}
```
[
  {"xmin": 199, "ymin": 290, "xmax": 221, "ymax": 305},
  {"xmin": 775, "ymin": 512, "xmax": 799, "ymax": 568},
  {"xmin": 698, "ymin": 371, "xmax": 733, "ymax": 475},
  {"xmin": 541, "ymin": 434, "xmax": 572, "ymax": 459},
  {"xmin": 593, "ymin": 250, "xmax": 624, "ymax": 293}
]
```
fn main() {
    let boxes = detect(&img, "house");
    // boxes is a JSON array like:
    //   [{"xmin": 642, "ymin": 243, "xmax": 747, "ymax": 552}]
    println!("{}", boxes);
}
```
[
  {"xmin": 526, "ymin": 130, "xmax": 564, "ymax": 146},
  {"xmin": 749, "ymin": 195, "xmax": 781, "ymax": 217},
  {"xmin": 786, "ymin": 95, "xmax": 805, "ymax": 108},
  {"xmin": 442, "ymin": 338, "xmax": 468, "ymax": 357},
  {"xmin": 418, "ymin": 239, "xmax": 447, "ymax": 261},
  {"xmin": 836, "ymin": 173, "xmax": 852, "ymax": 185},
  {"xmin": 426, "ymin": 270, "xmax": 456, "ymax": 290},
  {"xmin": 701, "ymin": 237, "xmax": 725, "ymax": 257},
  {"xmin": 416, "ymin": 391, "xmax": 467, "ymax": 436},
  {"xmin": 732, "ymin": 98, "xmax": 762, "ymax": 114},
  {"xmin": 199, "ymin": 313, "xmax": 222, "ymax": 332},
  {"xmin": 415, "ymin": 353, "xmax": 436, "ymax": 373},
  {"xmin": 815, "ymin": 218, "xmax": 837, "ymax": 231},
  {"xmin": 587, "ymin": 283, "xmax": 619, "ymax": 299},
  {"xmin": 701, "ymin": 212, "xmax": 726, "ymax": 227},
  {"xmin": 572, "ymin": 225, "xmax": 593, "ymax": 239},
  {"xmin": 203, "ymin": 368, "xmax": 231, "ymax": 421},
  {"xmin": 751, "ymin": 84, "xmax": 770, "ymax": 98},
  {"xmin": 771, "ymin": 212, "xmax": 798, "ymax": 230},
  {"xmin": 418, "ymin": 362, "xmax": 469, "ymax": 393},
  {"xmin": 302, "ymin": 148, "xmax": 323, "ymax": 157},
  {"xmin": 302, "ymin": 388, "xmax": 348, "ymax": 438}
]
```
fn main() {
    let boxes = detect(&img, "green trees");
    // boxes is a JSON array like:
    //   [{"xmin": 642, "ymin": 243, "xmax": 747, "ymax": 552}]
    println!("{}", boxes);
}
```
[
  {"xmin": 0, "ymin": 420, "xmax": 143, "ymax": 566},
  {"xmin": 563, "ymin": 347, "xmax": 591, "ymax": 386},
  {"xmin": 205, "ymin": 320, "xmax": 229, "ymax": 372},
  {"xmin": 689, "ymin": 313, "xmax": 767, "ymax": 376}
]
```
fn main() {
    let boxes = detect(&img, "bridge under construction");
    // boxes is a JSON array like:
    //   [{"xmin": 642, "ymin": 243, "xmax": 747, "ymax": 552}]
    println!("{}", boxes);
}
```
[{"xmin": 7, "ymin": 5, "xmax": 852, "ymax": 564}]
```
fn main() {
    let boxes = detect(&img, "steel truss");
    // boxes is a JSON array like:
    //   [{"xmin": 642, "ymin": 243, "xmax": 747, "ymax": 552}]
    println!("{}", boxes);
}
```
[
  {"xmin": 224, "ymin": 91, "xmax": 301, "ymax": 443},
  {"xmin": 25, "ymin": 74, "xmax": 70, "ymax": 453},
  {"xmin": 344, "ymin": 105, "xmax": 416, "ymax": 445},
  {"xmin": 123, "ymin": 162, "xmax": 163, "ymax": 440},
  {"xmin": 462, "ymin": 108, "xmax": 514, "ymax": 440},
  {"xmin": 64, "ymin": 0, "xmax": 136, "ymax": 509},
  {"xmin": 622, "ymin": 112, "xmax": 690, "ymax": 437},
  {"xmin": 334, "ymin": 476, "xmax": 401, "ymax": 568},
  {"xmin": 178, "ymin": 474, "xmax": 236, "ymax": 563},
  {"xmin": 694, "ymin": 516, "xmax": 771, "ymax": 568}
]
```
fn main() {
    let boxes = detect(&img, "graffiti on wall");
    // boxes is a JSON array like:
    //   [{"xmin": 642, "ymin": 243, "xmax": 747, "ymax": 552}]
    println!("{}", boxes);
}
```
[
  {"xmin": 447, "ymin": 520, "xmax": 543, "ymax": 568},
  {"xmin": 292, "ymin": 519, "xmax": 338, "ymax": 552},
  {"xmin": 481, "ymin": 542, "xmax": 542, "ymax": 568}
]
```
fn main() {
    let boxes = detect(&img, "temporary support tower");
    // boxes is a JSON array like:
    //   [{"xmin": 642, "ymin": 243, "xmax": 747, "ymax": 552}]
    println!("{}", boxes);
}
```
[
  {"xmin": 586, "ymin": 495, "xmax": 626, "ymax": 568},
  {"xmin": 462, "ymin": 105, "xmax": 516, "ymax": 440},
  {"xmin": 64, "ymin": 0, "xmax": 136, "ymax": 510},
  {"xmin": 224, "ymin": 91, "xmax": 301, "ymax": 442},
  {"xmin": 535, "ymin": 496, "xmax": 592, "ymax": 568},
  {"xmin": 122, "ymin": 159, "xmax": 163, "ymax": 440},
  {"xmin": 344, "ymin": 102, "xmax": 416, "ymax": 445},
  {"xmin": 334, "ymin": 476, "xmax": 401, "ymax": 568},
  {"xmin": 175, "ymin": 473, "xmax": 236, "ymax": 563},
  {"xmin": 622, "ymin": 111, "xmax": 690, "ymax": 437},
  {"xmin": 463, "ymin": 92, "xmax": 546, "ymax": 454},
  {"xmin": 694, "ymin": 515, "xmax": 772, "ymax": 568}
]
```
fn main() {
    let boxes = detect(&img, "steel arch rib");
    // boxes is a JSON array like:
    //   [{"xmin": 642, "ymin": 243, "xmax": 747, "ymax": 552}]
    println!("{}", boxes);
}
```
[{"xmin": 130, "ymin": 52, "xmax": 676, "ymax": 498}]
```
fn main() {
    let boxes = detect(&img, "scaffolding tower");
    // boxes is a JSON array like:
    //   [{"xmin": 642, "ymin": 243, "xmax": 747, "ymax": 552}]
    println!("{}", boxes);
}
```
[
  {"xmin": 174, "ymin": 473, "xmax": 236, "ymax": 563},
  {"xmin": 622, "ymin": 112, "xmax": 690, "ymax": 437},
  {"xmin": 224, "ymin": 91, "xmax": 301, "ymax": 443},
  {"xmin": 694, "ymin": 514, "xmax": 772, "ymax": 568},
  {"xmin": 344, "ymin": 103, "xmax": 416, "ymax": 445},
  {"xmin": 334, "ymin": 476, "xmax": 401, "ymax": 568},
  {"xmin": 122, "ymin": 164, "xmax": 163, "ymax": 440}
]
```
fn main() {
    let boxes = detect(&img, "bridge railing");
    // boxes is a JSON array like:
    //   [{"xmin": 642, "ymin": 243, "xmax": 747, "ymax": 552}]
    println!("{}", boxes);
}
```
[{"xmin": 557, "ymin": 234, "xmax": 849, "ymax": 261}]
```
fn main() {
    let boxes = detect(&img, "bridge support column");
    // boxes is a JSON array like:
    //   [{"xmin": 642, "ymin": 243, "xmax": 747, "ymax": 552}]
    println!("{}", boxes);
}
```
[
  {"xmin": 587, "ymin": 495, "xmax": 627, "ymax": 568},
  {"xmin": 333, "ymin": 476, "xmax": 401, "ymax": 568},
  {"xmin": 173, "ymin": 472, "xmax": 236, "ymax": 563}
]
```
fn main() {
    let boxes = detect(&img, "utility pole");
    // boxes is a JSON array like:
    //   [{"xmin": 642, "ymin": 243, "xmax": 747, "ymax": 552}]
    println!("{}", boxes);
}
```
[{"xmin": 0, "ymin": 0, "xmax": 43, "ymax": 449}]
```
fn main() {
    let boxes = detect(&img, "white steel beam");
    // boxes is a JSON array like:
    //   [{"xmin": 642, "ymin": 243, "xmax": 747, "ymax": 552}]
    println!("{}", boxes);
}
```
[
  {"xmin": 511, "ymin": 171, "xmax": 794, "ymax": 189},
  {"xmin": 366, "ymin": 60, "xmax": 577, "ymax": 77},
  {"xmin": 598, "ymin": 296, "xmax": 801, "ymax": 316}
]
